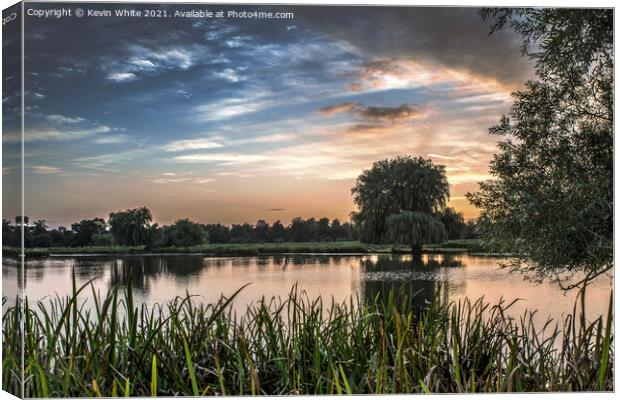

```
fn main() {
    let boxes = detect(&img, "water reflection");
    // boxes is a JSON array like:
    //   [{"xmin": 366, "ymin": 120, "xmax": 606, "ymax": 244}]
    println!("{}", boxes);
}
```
[
  {"xmin": 2, "ymin": 254, "xmax": 613, "ymax": 327},
  {"xmin": 361, "ymin": 254, "xmax": 464, "ymax": 317}
]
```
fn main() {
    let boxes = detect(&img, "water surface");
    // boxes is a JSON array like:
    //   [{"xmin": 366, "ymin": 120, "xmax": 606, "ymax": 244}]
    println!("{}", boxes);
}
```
[{"xmin": 2, "ymin": 254, "xmax": 613, "ymax": 326}]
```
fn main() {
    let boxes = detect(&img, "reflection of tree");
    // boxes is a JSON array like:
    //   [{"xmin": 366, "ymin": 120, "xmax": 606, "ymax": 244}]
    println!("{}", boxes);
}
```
[
  {"xmin": 108, "ymin": 256, "xmax": 205, "ymax": 294},
  {"xmin": 360, "ymin": 254, "xmax": 464, "ymax": 319}
]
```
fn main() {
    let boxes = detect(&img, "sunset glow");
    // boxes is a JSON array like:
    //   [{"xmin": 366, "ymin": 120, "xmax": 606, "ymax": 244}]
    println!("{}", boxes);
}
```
[{"xmin": 2, "ymin": 4, "xmax": 534, "ymax": 226}]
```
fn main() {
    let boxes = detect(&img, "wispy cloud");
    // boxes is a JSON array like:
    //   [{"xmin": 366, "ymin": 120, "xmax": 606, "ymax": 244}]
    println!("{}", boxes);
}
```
[
  {"xmin": 106, "ymin": 44, "xmax": 215, "ymax": 83},
  {"xmin": 46, "ymin": 114, "xmax": 85, "ymax": 124},
  {"xmin": 31, "ymin": 165, "xmax": 63, "ymax": 175},
  {"xmin": 162, "ymin": 138, "xmax": 224, "ymax": 152},
  {"xmin": 94, "ymin": 134, "xmax": 129, "ymax": 144},
  {"xmin": 173, "ymin": 153, "xmax": 270, "ymax": 164}
]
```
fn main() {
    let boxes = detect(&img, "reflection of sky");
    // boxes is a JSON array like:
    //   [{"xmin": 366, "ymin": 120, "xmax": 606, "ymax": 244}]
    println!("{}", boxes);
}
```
[
  {"xmin": 3, "ymin": 255, "xmax": 613, "ymax": 330},
  {"xmin": 3, "ymin": 4, "xmax": 536, "ymax": 226}
]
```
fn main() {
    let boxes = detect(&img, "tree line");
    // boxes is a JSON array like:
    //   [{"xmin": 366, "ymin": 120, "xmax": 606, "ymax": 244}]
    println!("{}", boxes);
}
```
[{"xmin": 2, "ymin": 205, "xmax": 477, "ymax": 249}]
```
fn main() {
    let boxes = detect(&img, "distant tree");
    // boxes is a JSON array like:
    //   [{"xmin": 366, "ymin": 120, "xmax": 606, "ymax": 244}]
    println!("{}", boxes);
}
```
[
  {"xmin": 342, "ymin": 221, "xmax": 357, "ymax": 241},
  {"xmin": 386, "ymin": 212, "xmax": 446, "ymax": 255},
  {"xmin": 205, "ymin": 223, "xmax": 231, "ymax": 243},
  {"xmin": 254, "ymin": 220, "xmax": 270, "ymax": 242},
  {"xmin": 439, "ymin": 207, "xmax": 466, "ymax": 240},
  {"xmin": 91, "ymin": 232, "xmax": 114, "ymax": 247},
  {"xmin": 469, "ymin": 9, "xmax": 613, "ymax": 286},
  {"xmin": 15, "ymin": 216, "xmax": 29, "ymax": 225},
  {"xmin": 288, "ymin": 217, "xmax": 312, "ymax": 242},
  {"xmin": 464, "ymin": 219, "xmax": 480, "ymax": 240},
  {"xmin": 351, "ymin": 156, "xmax": 450, "ymax": 255},
  {"xmin": 330, "ymin": 219, "xmax": 345, "ymax": 240},
  {"xmin": 2, "ymin": 219, "xmax": 16, "ymax": 247},
  {"xmin": 31, "ymin": 233, "xmax": 52, "ymax": 248},
  {"xmin": 270, "ymin": 220, "xmax": 286, "ymax": 242},
  {"xmin": 317, "ymin": 217, "xmax": 330, "ymax": 240},
  {"xmin": 70, "ymin": 218, "xmax": 107, "ymax": 247},
  {"xmin": 230, "ymin": 223, "xmax": 255, "ymax": 243},
  {"xmin": 49, "ymin": 226, "xmax": 73, "ymax": 247},
  {"xmin": 32, "ymin": 220, "xmax": 48, "ymax": 236},
  {"xmin": 108, "ymin": 207, "xmax": 153, "ymax": 246},
  {"xmin": 159, "ymin": 219, "xmax": 207, "ymax": 247}
]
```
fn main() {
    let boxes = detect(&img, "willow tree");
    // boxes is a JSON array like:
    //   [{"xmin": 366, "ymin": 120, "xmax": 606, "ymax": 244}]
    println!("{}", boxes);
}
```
[
  {"xmin": 468, "ymin": 8, "xmax": 613, "ymax": 287},
  {"xmin": 386, "ymin": 212, "xmax": 446, "ymax": 256},
  {"xmin": 351, "ymin": 156, "xmax": 449, "ymax": 255},
  {"xmin": 108, "ymin": 207, "xmax": 153, "ymax": 246}
]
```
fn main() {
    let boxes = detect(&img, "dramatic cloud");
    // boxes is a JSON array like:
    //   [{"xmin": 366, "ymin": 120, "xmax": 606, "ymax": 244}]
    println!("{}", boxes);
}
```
[
  {"xmin": 297, "ymin": 6, "xmax": 534, "ymax": 88},
  {"xmin": 19, "ymin": 3, "xmax": 532, "ymax": 224},
  {"xmin": 354, "ymin": 104, "xmax": 425, "ymax": 122},
  {"xmin": 319, "ymin": 102, "xmax": 427, "ymax": 126}
]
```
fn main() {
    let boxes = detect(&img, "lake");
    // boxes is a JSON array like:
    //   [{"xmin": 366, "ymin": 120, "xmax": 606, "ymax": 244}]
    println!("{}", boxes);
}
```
[{"xmin": 2, "ymin": 253, "xmax": 613, "ymax": 326}]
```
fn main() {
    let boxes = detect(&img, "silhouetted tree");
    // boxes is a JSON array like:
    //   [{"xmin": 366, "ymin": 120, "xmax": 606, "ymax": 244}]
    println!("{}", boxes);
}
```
[
  {"xmin": 386, "ymin": 212, "xmax": 446, "ymax": 256},
  {"xmin": 440, "ymin": 207, "xmax": 466, "ymax": 240},
  {"xmin": 70, "ymin": 218, "xmax": 107, "ymax": 247},
  {"xmin": 158, "ymin": 219, "xmax": 207, "ymax": 247},
  {"xmin": 254, "ymin": 220, "xmax": 270, "ymax": 243},
  {"xmin": 469, "ymin": 8, "xmax": 613, "ymax": 285},
  {"xmin": 352, "ymin": 156, "xmax": 450, "ymax": 255},
  {"xmin": 270, "ymin": 220, "xmax": 286, "ymax": 242},
  {"xmin": 108, "ymin": 207, "xmax": 153, "ymax": 246}
]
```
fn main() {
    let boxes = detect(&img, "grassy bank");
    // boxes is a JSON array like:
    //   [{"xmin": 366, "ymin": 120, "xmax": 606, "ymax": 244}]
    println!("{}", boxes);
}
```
[
  {"xmin": 3, "ymin": 239, "xmax": 488, "ymax": 258},
  {"xmin": 2, "ymin": 281, "xmax": 613, "ymax": 396}
]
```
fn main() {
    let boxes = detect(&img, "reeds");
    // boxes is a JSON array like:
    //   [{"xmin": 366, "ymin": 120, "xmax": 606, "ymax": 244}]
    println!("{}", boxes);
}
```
[{"xmin": 2, "ymin": 278, "xmax": 613, "ymax": 396}]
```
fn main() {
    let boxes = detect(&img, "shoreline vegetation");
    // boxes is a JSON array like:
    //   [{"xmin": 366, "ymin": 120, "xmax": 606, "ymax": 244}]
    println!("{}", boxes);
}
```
[
  {"xmin": 2, "ymin": 281, "xmax": 613, "ymax": 396},
  {"xmin": 2, "ymin": 239, "xmax": 498, "ymax": 259}
]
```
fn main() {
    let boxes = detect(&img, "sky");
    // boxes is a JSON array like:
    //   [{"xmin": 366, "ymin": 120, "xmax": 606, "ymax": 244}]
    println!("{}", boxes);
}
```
[{"xmin": 3, "ymin": 3, "xmax": 534, "ymax": 227}]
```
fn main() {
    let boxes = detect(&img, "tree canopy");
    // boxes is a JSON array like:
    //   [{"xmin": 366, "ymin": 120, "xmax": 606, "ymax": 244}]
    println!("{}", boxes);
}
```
[
  {"xmin": 468, "ymin": 8, "xmax": 613, "ymax": 286},
  {"xmin": 352, "ymin": 156, "xmax": 450, "ymax": 252},
  {"xmin": 108, "ymin": 207, "xmax": 153, "ymax": 247}
]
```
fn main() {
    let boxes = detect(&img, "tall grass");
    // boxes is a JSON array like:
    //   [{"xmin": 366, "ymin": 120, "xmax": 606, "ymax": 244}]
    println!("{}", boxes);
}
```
[{"xmin": 2, "ymin": 279, "xmax": 613, "ymax": 396}]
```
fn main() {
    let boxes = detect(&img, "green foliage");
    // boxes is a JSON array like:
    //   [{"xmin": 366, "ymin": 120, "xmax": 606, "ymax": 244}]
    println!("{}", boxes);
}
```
[
  {"xmin": 439, "ymin": 207, "xmax": 466, "ymax": 240},
  {"xmin": 91, "ymin": 232, "xmax": 114, "ymax": 247},
  {"xmin": 70, "ymin": 218, "xmax": 107, "ymax": 247},
  {"xmin": 157, "ymin": 219, "xmax": 208, "ymax": 247},
  {"xmin": 3, "ymin": 282, "xmax": 613, "ymax": 396},
  {"xmin": 352, "ymin": 156, "xmax": 449, "ymax": 244},
  {"xmin": 468, "ymin": 9, "xmax": 613, "ymax": 284},
  {"xmin": 386, "ymin": 212, "xmax": 446, "ymax": 253},
  {"xmin": 108, "ymin": 207, "xmax": 153, "ymax": 247}
]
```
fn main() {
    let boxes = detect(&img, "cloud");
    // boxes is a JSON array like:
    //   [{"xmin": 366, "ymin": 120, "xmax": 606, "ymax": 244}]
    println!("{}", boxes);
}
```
[
  {"xmin": 94, "ymin": 135, "xmax": 129, "ymax": 144},
  {"xmin": 355, "ymin": 104, "xmax": 424, "ymax": 122},
  {"xmin": 105, "ymin": 44, "xmax": 213, "ymax": 83},
  {"xmin": 193, "ymin": 91, "xmax": 274, "ymax": 122},
  {"xmin": 228, "ymin": 133, "xmax": 298, "ymax": 145},
  {"xmin": 108, "ymin": 72, "xmax": 137, "ymax": 82},
  {"xmin": 299, "ymin": 7, "xmax": 533, "ymax": 88},
  {"xmin": 318, "ymin": 102, "xmax": 357, "ymax": 115},
  {"xmin": 150, "ymin": 177, "xmax": 192, "ymax": 184},
  {"xmin": 31, "ymin": 165, "xmax": 63, "ymax": 175},
  {"xmin": 173, "ymin": 153, "xmax": 270, "ymax": 164},
  {"xmin": 17, "ymin": 125, "xmax": 112, "ymax": 142},
  {"xmin": 427, "ymin": 153, "xmax": 456, "ymax": 160},
  {"xmin": 213, "ymin": 68, "xmax": 245, "ymax": 82},
  {"xmin": 163, "ymin": 138, "xmax": 225, "ymax": 152},
  {"xmin": 46, "ymin": 114, "xmax": 86, "ymax": 124},
  {"xmin": 319, "ymin": 102, "xmax": 426, "ymax": 125}
]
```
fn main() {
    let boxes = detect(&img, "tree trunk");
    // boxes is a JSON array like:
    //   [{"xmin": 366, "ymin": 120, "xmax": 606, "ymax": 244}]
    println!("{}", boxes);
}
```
[{"xmin": 411, "ymin": 243, "xmax": 423, "ymax": 257}]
